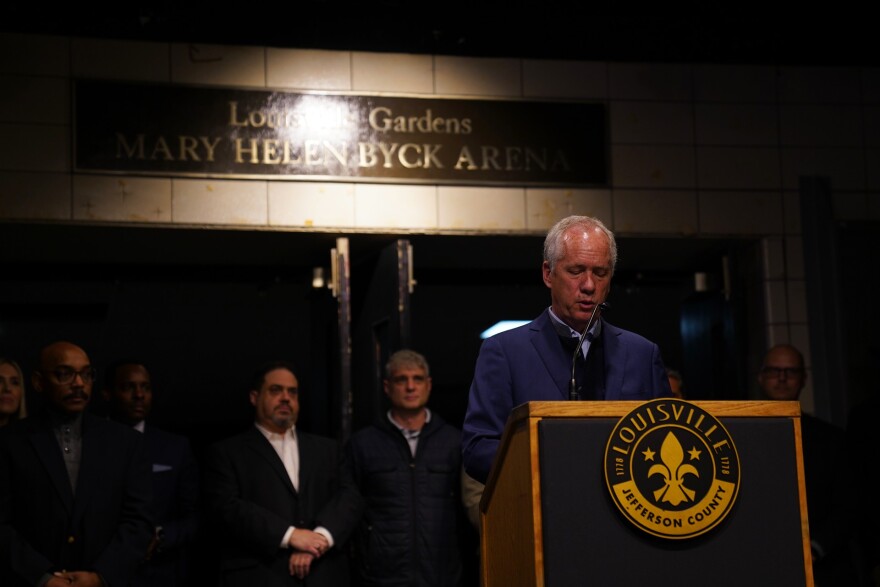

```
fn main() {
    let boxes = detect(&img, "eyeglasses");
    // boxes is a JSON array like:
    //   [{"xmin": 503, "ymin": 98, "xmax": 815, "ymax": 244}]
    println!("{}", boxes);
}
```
[
  {"xmin": 44, "ymin": 367, "xmax": 97, "ymax": 385},
  {"xmin": 389, "ymin": 374, "xmax": 428, "ymax": 386},
  {"xmin": 760, "ymin": 367, "xmax": 805, "ymax": 379}
]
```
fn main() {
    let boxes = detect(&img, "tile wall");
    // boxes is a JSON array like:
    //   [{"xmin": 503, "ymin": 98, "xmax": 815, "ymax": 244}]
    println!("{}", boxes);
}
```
[{"xmin": 2, "ymin": 32, "xmax": 878, "ymax": 410}]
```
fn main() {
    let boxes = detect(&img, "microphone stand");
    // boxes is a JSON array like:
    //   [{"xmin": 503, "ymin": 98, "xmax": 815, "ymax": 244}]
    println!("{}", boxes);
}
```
[{"xmin": 569, "ymin": 301, "xmax": 609, "ymax": 401}]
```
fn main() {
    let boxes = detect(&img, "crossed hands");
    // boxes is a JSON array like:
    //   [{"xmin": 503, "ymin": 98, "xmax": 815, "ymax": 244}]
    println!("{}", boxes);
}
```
[
  {"xmin": 47, "ymin": 571, "xmax": 103, "ymax": 587},
  {"xmin": 288, "ymin": 528, "xmax": 330, "ymax": 579}
]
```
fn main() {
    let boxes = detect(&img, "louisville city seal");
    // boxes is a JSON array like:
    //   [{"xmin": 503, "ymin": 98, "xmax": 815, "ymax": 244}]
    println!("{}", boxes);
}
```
[{"xmin": 604, "ymin": 399, "xmax": 741, "ymax": 539}]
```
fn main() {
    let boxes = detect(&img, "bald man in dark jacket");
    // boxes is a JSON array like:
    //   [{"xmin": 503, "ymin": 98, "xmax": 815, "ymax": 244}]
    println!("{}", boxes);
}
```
[{"xmin": 0, "ymin": 341, "xmax": 153, "ymax": 587}]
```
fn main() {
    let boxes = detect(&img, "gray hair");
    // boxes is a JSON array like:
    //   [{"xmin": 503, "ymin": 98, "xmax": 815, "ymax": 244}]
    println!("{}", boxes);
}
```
[
  {"xmin": 385, "ymin": 349, "xmax": 430, "ymax": 379},
  {"xmin": 543, "ymin": 215, "xmax": 617, "ymax": 273}
]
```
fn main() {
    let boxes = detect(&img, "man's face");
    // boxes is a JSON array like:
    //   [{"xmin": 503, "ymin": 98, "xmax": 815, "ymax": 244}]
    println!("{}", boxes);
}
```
[
  {"xmin": 757, "ymin": 347, "xmax": 806, "ymax": 401},
  {"xmin": 33, "ymin": 343, "xmax": 93, "ymax": 415},
  {"xmin": 384, "ymin": 365, "xmax": 432, "ymax": 414},
  {"xmin": 104, "ymin": 364, "xmax": 153, "ymax": 425},
  {"xmin": 250, "ymin": 368, "xmax": 299, "ymax": 434},
  {"xmin": 542, "ymin": 226, "xmax": 613, "ymax": 332}
]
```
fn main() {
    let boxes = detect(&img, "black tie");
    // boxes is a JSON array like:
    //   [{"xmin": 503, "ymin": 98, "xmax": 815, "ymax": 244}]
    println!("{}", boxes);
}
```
[
  {"xmin": 560, "ymin": 334, "xmax": 605, "ymax": 400},
  {"xmin": 560, "ymin": 335, "xmax": 587, "ymax": 400},
  {"xmin": 583, "ymin": 333, "xmax": 606, "ymax": 400}
]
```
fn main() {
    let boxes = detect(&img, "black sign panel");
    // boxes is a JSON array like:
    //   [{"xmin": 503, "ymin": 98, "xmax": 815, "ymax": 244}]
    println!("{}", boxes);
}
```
[{"xmin": 74, "ymin": 80, "xmax": 608, "ymax": 186}]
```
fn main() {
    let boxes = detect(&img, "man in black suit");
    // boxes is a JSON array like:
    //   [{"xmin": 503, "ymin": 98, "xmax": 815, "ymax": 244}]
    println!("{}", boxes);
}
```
[
  {"xmin": 757, "ymin": 343, "xmax": 858, "ymax": 585},
  {"xmin": 103, "ymin": 360, "xmax": 199, "ymax": 587},
  {"xmin": 0, "ymin": 341, "xmax": 153, "ymax": 587},
  {"xmin": 204, "ymin": 360, "xmax": 363, "ymax": 586}
]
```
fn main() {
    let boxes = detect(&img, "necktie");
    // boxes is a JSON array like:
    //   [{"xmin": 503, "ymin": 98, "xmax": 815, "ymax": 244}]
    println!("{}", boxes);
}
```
[
  {"xmin": 560, "ymin": 335, "xmax": 587, "ymax": 400},
  {"xmin": 583, "ymin": 333, "xmax": 606, "ymax": 400},
  {"xmin": 560, "ymin": 334, "xmax": 605, "ymax": 400}
]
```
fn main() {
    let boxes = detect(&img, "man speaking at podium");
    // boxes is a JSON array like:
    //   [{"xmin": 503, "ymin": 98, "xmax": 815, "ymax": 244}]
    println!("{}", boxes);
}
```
[{"xmin": 461, "ymin": 215, "xmax": 672, "ymax": 485}]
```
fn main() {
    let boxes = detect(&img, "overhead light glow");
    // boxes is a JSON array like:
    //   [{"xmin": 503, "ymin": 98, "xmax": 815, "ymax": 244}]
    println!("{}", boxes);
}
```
[
  {"xmin": 480, "ymin": 320, "xmax": 530, "ymax": 339},
  {"xmin": 312, "ymin": 267, "xmax": 326, "ymax": 288}
]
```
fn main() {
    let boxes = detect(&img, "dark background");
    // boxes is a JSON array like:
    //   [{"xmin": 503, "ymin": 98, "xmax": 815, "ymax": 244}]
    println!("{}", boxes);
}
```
[
  {"xmin": 0, "ymin": 223, "xmax": 760, "ymax": 444},
  {"xmin": 1, "ymin": 13, "xmax": 877, "ymax": 587},
  {"xmin": 2, "ymin": 6, "xmax": 878, "ymax": 66},
  {"xmin": 1, "ymin": 8, "xmax": 876, "ymax": 438}
]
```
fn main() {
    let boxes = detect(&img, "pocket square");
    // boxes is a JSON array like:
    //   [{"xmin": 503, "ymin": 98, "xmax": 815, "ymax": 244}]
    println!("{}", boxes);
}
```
[{"xmin": 153, "ymin": 463, "xmax": 173, "ymax": 473}]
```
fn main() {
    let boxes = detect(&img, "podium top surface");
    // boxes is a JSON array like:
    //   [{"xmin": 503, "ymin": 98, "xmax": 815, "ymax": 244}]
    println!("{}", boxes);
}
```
[{"xmin": 510, "ymin": 400, "xmax": 802, "ymax": 422}]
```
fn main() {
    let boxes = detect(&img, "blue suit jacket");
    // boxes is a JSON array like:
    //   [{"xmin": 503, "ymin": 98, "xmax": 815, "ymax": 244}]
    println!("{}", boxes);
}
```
[
  {"xmin": 132, "ymin": 424, "xmax": 199, "ymax": 587},
  {"xmin": 461, "ymin": 309, "xmax": 672, "ymax": 483}
]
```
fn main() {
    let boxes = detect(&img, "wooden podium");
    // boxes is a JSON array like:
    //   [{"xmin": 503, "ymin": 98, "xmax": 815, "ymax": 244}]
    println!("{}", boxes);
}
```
[{"xmin": 479, "ymin": 401, "xmax": 813, "ymax": 587}]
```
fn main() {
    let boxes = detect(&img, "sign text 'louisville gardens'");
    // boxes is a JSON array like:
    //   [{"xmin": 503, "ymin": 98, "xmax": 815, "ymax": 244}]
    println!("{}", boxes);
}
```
[{"xmin": 74, "ymin": 80, "xmax": 608, "ymax": 186}]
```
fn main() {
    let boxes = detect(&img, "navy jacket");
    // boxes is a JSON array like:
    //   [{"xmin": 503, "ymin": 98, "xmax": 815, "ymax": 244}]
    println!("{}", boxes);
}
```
[
  {"xmin": 462, "ymin": 309, "xmax": 672, "ymax": 483},
  {"xmin": 132, "ymin": 424, "xmax": 200, "ymax": 587},
  {"xmin": 345, "ymin": 413, "xmax": 463, "ymax": 587}
]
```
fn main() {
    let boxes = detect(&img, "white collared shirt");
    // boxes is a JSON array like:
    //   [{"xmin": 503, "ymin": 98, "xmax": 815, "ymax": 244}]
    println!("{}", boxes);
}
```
[
  {"xmin": 253, "ymin": 423, "xmax": 334, "ymax": 549},
  {"xmin": 255, "ymin": 422, "xmax": 300, "ymax": 490}
]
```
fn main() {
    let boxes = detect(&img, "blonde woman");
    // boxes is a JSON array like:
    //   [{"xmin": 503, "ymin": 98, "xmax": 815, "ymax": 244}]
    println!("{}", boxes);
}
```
[{"xmin": 0, "ymin": 357, "xmax": 27, "ymax": 426}]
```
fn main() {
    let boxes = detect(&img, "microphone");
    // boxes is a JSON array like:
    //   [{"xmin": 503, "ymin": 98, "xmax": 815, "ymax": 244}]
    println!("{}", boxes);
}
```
[{"xmin": 569, "ymin": 301, "xmax": 610, "ymax": 401}]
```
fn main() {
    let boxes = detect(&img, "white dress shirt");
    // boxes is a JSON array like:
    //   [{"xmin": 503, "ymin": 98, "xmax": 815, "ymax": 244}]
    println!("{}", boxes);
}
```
[{"xmin": 254, "ymin": 423, "xmax": 334, "ymax": 549}]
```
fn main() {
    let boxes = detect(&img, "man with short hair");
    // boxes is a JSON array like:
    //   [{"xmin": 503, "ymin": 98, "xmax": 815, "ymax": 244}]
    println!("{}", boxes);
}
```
[
  {"xmin": 103, "ymin": 360, "xmax": 199, "ymax": 587},
  {"xmin": 667, "ymin": 368, "xmax": 685, "ymax": 399},
  {"xmin": 0, "ymin": 341, "xmax": 153, "ymax": 587},
  {"xmin": 204, "ymin": 360, "xmax": 363, "ymax": 586},
  {"xmin": 462, "ymin": 215, "xmax": 673, "ymax": 485},
  {"xmin": 345, "ymin": 349, "xmax": 464, "ymax": 586},
  {"xmin": 757, "ymin": 343, "xmax": 857, "ymax": 585}
]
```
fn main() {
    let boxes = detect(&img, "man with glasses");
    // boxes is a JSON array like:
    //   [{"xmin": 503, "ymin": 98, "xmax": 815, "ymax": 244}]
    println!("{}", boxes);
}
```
[
  {"xmin": 203, "ymin": 360, "xmax": 363, "ymax": 586},
  {"xmin": 757, "ymin": 343, "xmax": 858, "ymax": 585},
  {"xmin": 0, "ymin": 341, "xmax": 153, "ymax": 587},
  {"xmin": 757, "ymin": 344, "xmax": 810, "ymax": 402}
]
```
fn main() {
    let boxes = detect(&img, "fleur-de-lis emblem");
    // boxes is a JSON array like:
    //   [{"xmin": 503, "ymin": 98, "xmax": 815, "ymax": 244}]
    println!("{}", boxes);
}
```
[
  {"xmin": 605, "ymin": 399, "xmax": 740, "ymax": 540},
  {"xmin": 647, "ymin": 431, "xmax": 699, "ymax": 506}
]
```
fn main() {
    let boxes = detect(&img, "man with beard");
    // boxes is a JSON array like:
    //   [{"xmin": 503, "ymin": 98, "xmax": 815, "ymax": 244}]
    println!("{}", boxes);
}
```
[
  {"xmin": 204, "ymin": 360, "xmax": 363, "ymax": 586},
  {"xmin": 0, "ymin": 341, "xmax": 153, "ymax": 587}
]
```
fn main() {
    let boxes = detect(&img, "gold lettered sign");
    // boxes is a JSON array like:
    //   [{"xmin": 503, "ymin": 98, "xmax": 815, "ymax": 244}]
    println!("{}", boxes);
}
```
[
  {"xmin": 73, "ymin": 79, "xmax": 608, "ymax": 186},
  {"xmin": 604, "ymin": 399, "xmax": 741, "ymax": 539}
]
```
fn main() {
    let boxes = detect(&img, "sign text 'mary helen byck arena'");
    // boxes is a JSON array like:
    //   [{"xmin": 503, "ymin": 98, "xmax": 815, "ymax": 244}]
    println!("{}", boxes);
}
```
[{"xmin": 74, "ymin": 80, "xmax": 608, "ymax": 187}]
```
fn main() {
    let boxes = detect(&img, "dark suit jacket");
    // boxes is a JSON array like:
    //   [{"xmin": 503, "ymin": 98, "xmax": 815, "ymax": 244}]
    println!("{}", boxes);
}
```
[
  {"xmin": 203, "ymin": 426, "xmax": 363, "ymax": 587},
  {"xmin": 801, "ymin": 413, "xmax": 859, "ymax": 584},
  {"xmin": 462, "ymin": 309, "xmax": 673, "ymax": 483},
  {"xmin": 132, "ymin": 424, "xmax": 200, "ymax": 587},
  {"xmin": 0, "ymin": 411, "xmax": 154, "ymax": 587}
]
